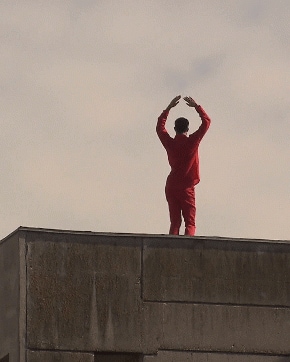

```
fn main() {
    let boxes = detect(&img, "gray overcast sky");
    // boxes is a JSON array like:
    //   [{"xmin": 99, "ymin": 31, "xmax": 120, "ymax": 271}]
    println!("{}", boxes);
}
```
[{"xmin": 1, "ymin": 0, "xmax": 289, "ymax": 240}]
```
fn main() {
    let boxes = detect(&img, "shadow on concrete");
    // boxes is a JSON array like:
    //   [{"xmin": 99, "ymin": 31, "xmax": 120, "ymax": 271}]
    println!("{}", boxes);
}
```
[
  {"xmin": 94, "ymin": 353, "xmax": 142, "ymax": 362},
  {"xmin": 0, "ymin": 355, "xmax": 9, "ymax": 362}
]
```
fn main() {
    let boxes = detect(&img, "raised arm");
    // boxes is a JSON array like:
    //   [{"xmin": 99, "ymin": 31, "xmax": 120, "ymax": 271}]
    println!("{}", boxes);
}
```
[
  {"xmin": 166, "ymin": 95, "xmax": 181, "ymax": 111},
  {"xmin": 156, "ymin": 95, "xmax": 181, "ymax": 147},
  {"xmin": 184, "ymin": 96, "xmax": 211, "ymax": 140}
]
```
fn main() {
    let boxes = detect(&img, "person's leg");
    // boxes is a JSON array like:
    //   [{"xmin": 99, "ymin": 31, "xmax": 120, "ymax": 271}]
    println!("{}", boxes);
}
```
[
  {"xmin": 165, "ymin": 188, "xmax": 182, "ymax": 235},
  {"xmin": 181, "ymin": 187, "xmax": 196, "ymax": 236}
]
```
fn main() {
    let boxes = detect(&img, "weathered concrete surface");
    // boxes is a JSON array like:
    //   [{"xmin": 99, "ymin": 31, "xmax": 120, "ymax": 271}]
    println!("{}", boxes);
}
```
[
  {"xmin": 1, "ymin": 227, "xmax": 290, "ymax": 361},
  {"xmin": 0, "ymin": 233, "xmax": 21, "ymax": 362},
  {"xmin": 27, "ymin": 350, "xmax": 94, "ymax": 362},
  {"xmin": 26, "ymin": 232, "xmax": 146, "ymax": 352},
  {"xmin": 143, "ymin": 238, "xmax": 290, "ymax": 306},
  {"xmin": 0, "ymin": 355, "xmax": 10, "ymax": 362},
  {"xmin": 156, "ymin": 303, "xmax": 290, "ymax": 354},
  {"xmin": 143, "ymin": 351, "xmax": 290, "ymax": 362}
]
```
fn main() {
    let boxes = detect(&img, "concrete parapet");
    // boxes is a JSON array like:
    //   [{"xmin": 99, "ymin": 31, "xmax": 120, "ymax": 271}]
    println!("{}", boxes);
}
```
[{"xmin": 0, "ymin": 227, "xmax": 290, "ymax": 361}]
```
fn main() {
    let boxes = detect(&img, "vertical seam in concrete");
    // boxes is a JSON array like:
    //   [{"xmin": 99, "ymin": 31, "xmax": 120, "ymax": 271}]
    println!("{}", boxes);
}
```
[
  {"xmin": 18, "ymin": 232, "xmax": 27, "ymax": 362},
  {"xmin": 140, "ymin": 237, "xmax": 144, "ymax": 300}
]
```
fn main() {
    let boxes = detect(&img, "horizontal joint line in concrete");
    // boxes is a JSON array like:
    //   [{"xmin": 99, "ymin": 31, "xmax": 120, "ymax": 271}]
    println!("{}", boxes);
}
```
[
  {"xmin": 27, "ymin": 348, "xmax": 143, "ymax": 355},
  {"xmin": 160, "ymin": 348, "xmax": 290, "ymax": 357},
  {"xmin": 143, "ymin": 299, "xmax": 290, "ymax": 309},
  {"xmin": 27, "ymin": 348, "xmax": 95, "ymax": 354}
]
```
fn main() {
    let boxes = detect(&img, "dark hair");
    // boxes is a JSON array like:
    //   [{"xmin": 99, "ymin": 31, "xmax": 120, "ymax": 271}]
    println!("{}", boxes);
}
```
[{"xmin": 174, "ymin": 117, "xmax": 189, "ymax": 134}]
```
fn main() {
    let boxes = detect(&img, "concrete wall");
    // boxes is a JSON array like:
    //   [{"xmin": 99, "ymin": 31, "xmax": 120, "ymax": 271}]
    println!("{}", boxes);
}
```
[
  {"xmin": 1, "ymin": 228, "xmax": 290, "ymax": 361},
  {"xmin": 142, "ymin": 238, "xmax": 290, "ymax": 355},
  {"xmin": 0, "ymin": 232, "xmax": 21, "ymax": 362},
  {"xmin": 25, "ymin": 232, "xmax": 146, "ymax": 353},
  {"xmin": 143, "ymin": 238, "xmax": 290, "ymax": 306}
]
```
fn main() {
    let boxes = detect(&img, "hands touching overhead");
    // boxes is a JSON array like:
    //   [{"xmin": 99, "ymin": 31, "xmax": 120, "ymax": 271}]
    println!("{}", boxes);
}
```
[
  {"xmin": 166, "ymin": 95, "xmax": 181, "ymax": 110},
  {"xmin": 183, "ymin": 96, "xmax": 198, "ymax": 108},
  {"xmin": 166, "ymin": 95, "xmax": 198, "ymax": 111}
]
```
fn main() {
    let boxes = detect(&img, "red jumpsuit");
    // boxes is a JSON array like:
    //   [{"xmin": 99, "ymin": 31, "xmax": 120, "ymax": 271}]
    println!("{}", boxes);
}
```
[{"xmin": 156, "ymin": 105, "xmax": 211, "ymax": 236}]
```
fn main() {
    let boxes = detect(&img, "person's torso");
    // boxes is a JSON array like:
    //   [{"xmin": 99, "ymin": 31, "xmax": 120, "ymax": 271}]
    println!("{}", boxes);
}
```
[{"xmin": 165, "ymin": 135, "xmax": 200, "ymax": 189}]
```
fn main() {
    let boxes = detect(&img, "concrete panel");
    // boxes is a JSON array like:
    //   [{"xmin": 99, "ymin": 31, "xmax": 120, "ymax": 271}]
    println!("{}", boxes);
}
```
[
  {"xmin": 144, "ymin": 351, "xmax": 290, "ymax": 362},
  {"xmin": 141, "ymin": 302, "xmax": 163, "ymax": 353},
  {"xmin": 27, "ymin": 350, "xmax": 94, "ymax": 362},
  {"xmin": 0, "ymin": 233, "xmax": 20, "ymax": 362},
  {"xmin": 157, "ymin": 303, "xmax": 290, "ymax": 354},
  {"xmin": 26, "ymin": 233, "xmax": 144, "ymax": 352},
  {"xmin": 143, "ymin": 238, "xmax": 290, "ymax": 306}
]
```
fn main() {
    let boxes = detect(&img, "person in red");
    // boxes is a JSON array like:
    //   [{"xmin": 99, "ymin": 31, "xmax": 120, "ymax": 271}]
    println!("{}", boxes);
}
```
[{"xmin": 156, "ymin": 95, "xmax": 211, "ymax": 236}]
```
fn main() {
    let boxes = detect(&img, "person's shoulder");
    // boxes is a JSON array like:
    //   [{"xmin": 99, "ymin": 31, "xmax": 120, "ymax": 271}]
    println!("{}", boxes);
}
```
[{"xmin": 189, "ymin": 130, "xmax": 198, "ymax": 138}]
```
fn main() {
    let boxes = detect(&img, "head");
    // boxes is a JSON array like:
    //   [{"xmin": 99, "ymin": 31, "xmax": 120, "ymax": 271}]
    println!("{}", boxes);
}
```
[{"xmin": 174, "ymin": 117, "xmax": 189, "ymax": 134}]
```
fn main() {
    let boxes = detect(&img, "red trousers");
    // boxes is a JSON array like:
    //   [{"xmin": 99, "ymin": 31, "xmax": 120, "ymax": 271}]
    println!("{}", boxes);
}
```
[{"xmin": 165, "ymin": 186, "xmax": 196, "ymax": 236}]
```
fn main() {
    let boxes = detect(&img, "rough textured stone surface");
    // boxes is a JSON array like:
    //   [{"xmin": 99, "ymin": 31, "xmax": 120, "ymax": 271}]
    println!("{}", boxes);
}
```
[
  {"xmin": 27, "ymin": 350, "xmax": 94, "ymax": 362},
  {"xmin": 143, "ymin": 351, "xmax": 290, "ymax": 362},
  {"xmin": 143, "ymin": 237, "xmax": 290, "ymax": 306}
]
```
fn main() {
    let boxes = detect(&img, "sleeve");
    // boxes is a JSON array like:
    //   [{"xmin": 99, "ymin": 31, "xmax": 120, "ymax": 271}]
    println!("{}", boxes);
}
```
[
  {"xmin": 156, "ymin": 109, "xmax": 172, "ymax": 148},
  {"xmin": 189, "ymin": 105, "xmax": 211, "ymax": 143}
]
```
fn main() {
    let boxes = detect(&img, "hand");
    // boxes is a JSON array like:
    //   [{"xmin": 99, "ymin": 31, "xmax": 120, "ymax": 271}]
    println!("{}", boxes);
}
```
[
  {"xmin": 166, "ymin": 95, "xmax": 181, "ymax": 111},
  {"xmin": 183, "ymin": 96, "xmax": 198, "ymax": 108}
]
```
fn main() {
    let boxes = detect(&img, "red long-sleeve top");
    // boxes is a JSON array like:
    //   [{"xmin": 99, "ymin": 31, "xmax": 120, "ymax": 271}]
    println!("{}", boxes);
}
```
[{"xmin": 156, "ymin": 105, "xmax": 211, "ymax": 189}]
